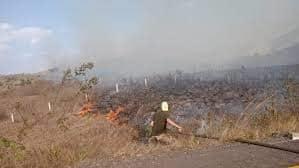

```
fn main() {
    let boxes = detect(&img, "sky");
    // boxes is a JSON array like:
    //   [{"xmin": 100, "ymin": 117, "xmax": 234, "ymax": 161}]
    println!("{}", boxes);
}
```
[{"xmin": 0, "ymin": 0, "xmax": 299, "ymax": 75}]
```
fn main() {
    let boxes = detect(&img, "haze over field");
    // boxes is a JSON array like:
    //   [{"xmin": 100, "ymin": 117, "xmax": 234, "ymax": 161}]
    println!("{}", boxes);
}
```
[
  {"xmin": 1, "ymin": 2, "xmax": 299, "ymax": 167},
  {"xmin": 0, "ymin": 0, "xmax": 299, "ymax": 75}
]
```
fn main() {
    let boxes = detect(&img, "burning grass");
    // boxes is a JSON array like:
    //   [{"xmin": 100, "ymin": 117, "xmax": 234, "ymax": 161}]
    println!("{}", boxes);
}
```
[
  {"xmin": 0, "ymin": 68, "xmax": 298, "ymax": 168},
  {"xmin": 105, "ymin": 106, "xmax": 125, "ymax": 123},
  {"xmin": 77, "ymin": 101, "xmax": 98, "ymax": 117}
]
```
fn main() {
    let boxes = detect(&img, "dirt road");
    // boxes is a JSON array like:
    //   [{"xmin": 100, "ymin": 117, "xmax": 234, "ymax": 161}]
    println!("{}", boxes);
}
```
[{"xmin": 79, "ymin": 139, "xmax": 299, "ymax": 168}]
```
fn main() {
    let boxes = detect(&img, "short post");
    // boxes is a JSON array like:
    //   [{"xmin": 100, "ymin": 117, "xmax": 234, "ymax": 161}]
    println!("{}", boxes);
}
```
[
  {"xmin": 115, "ymin": 83, "xmax": 119, "ymax": 93},
  {"xmin": 48, "ymin": 102, "xmax": 52, "ymax": 112},
  {"xmin": 10, "ymin": 113, "xmax": 14, "ymax": 123},
  {"xmin": 85, "ymin": 94, "xmax": 88, "ymax": 101},
  {"xmin": 144, "ymin": 78, "xmax": 148, "ymax": 87},
  {"xmin": 174, "ymin": 75, "xmax": 177, "ymax": 84}
]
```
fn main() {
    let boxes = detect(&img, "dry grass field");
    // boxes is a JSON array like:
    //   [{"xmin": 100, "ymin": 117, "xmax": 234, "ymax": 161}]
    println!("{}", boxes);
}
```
[{"xmin": 0, "ymin": 65, "xmax": 298, "ymax": 168}]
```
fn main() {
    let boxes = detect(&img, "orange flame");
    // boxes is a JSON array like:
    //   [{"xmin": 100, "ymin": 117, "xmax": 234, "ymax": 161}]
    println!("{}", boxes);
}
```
[
  {"xmin": 77, "ymin": 100, "xmax": 124, "ymax": 124},
  {"xmin": 105, "ymin": 106, "xmax": 124, "ymax": 123},
  {"xmin": 77, "ymin": 101, "xmax": 98, "ymax": 117}
]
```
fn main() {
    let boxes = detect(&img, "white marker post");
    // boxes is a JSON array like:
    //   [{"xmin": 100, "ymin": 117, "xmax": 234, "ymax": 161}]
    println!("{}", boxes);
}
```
[
  {"xmin": 10, "ymin": 113, "xmax": 14, "ymax": 123},
  {"xmin": 144, "ymin": 78, "xmax": 148, "ymax": 87},
  {"xmin": 48, "ymin": 102, "xmax": 52, "ymax": 112},
  {"xmin": 174, "ymin": 75, "xmax": 177, "ymax": 84},
  {"xmin": 85, "ymin": 94, "xmax": 88, "ymax": 101},
  {"xmin": 115, "ymin": 83, "xmax": 119, "ymax": 93}
]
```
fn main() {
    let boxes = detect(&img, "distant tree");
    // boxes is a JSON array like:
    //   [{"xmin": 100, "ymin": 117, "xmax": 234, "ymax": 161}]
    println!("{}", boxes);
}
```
[{"xmin": 61, "ymin": 62, "xmax": 98, "ymax": 94}]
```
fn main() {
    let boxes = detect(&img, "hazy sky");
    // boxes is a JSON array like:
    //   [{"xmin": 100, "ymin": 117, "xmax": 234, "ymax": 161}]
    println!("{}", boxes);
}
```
[{"xmin": 0, "ymin": 0, "xmax": 299, "ymax": 75}]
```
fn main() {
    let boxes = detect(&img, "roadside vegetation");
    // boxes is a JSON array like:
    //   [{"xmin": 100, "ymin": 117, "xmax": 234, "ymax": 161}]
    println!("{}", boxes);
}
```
[{"xmin": 0, "ymin": 64, "xmax": 298, "ymax": 168}]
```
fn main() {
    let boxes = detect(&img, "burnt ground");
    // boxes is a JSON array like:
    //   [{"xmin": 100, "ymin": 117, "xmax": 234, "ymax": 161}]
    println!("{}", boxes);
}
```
[
  {"xmin": 0, "ymin": 65, "xmax": 298, "ymax": 168},
  {"xmin": 78, "ymin": 139, "xmax": 299, "ymax": 168}
]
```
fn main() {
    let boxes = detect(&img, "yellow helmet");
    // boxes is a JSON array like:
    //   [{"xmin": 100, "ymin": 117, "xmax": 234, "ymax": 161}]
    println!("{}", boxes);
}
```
[{"xmin": 161, "ymin": 101, "xmax": 169, "ymax": 112}]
